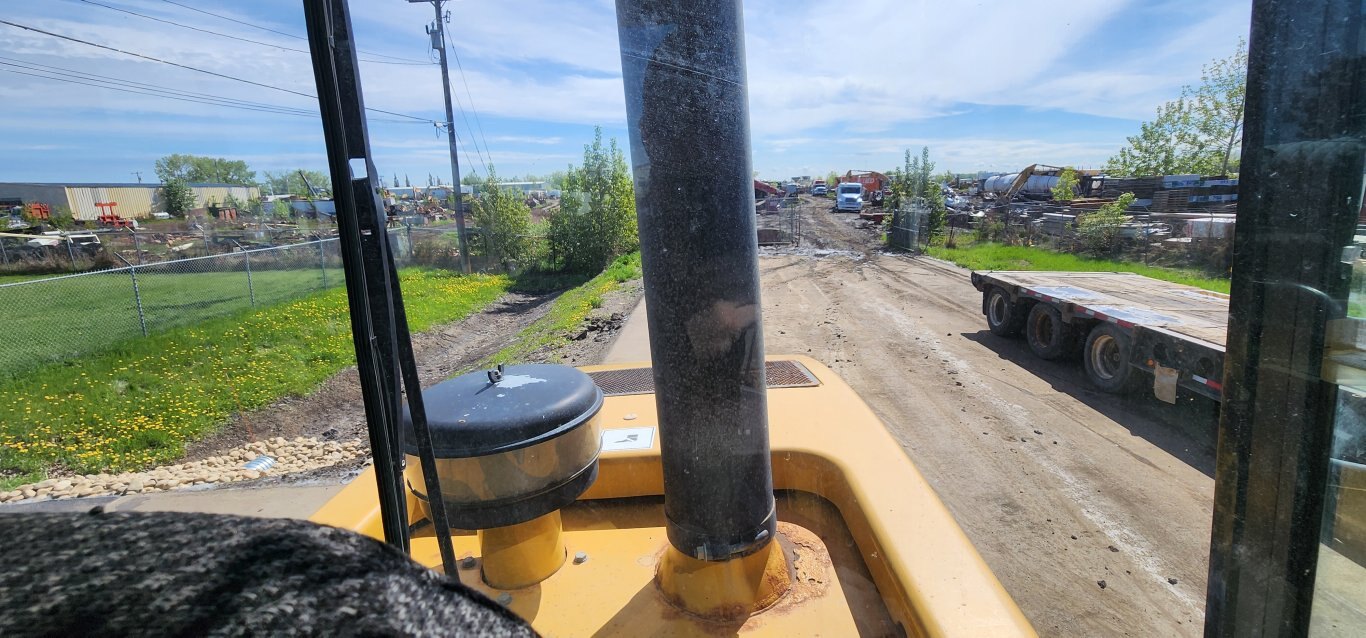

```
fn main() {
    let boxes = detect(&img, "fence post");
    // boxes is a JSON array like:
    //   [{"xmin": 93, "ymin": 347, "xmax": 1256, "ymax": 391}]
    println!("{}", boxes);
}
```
[
  {"xmin": 232, "ymin": 240, "xmax": 256, "ymax": 307},
  {"xmin": 0, "ymin": 237, "xmax": 7, "ymax": 267},
  {"xmin": 113, "ymin": 253, "xmax": 149, "ymax": 337},
  {"xmin": 318, "ymin": 239, "xmax": 328, "ymax": 289},
  {"xmin": 406, "ymin": 223, "xmax": 414, "ymax": 259},
  {"xmin": 128, "ymin": 228, "xmax": 142, "ymax": 265},
  {"xmin": 65, "ymin": 236, "xmax": 77, "ymax": 270}
]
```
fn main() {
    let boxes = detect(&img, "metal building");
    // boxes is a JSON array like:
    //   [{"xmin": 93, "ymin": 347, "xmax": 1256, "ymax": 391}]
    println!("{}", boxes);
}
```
[{"xmin": 0, "ymin": 182, "xmax": 261, "ymax": 220}]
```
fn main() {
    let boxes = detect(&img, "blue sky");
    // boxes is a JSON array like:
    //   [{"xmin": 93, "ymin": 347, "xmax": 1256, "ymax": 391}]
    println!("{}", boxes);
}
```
[{"xmin": 0, "ymin": 0, "xmax": 1250, "ymax": 184}]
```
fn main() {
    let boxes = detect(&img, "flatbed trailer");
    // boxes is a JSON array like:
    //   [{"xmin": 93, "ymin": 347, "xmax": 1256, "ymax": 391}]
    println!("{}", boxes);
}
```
[{"xmin": 970, "ymin": 271, "xmax": 1229, "ymax": 403}]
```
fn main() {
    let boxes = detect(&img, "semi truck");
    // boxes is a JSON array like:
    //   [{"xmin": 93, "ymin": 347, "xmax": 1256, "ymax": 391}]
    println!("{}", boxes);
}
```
[
  {"xmin": 834, "ymin": 182, "xmax": 864, "ymax": 212},
  {"xmin": 838, "ymin": 170, "xmax": 888, "ymax": 205},
  {"xmin": 971, "ymin": 270, "xmax": 1228, "ymax": 403}
]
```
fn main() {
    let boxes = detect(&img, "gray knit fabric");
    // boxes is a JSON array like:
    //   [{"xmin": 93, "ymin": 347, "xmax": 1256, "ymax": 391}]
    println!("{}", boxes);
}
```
[{"xmin": 0, "ymin": 509, "xmax": 536, "ymax": 637}]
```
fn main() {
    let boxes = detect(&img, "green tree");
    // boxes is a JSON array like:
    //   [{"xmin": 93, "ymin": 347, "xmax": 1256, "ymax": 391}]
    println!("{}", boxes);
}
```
[
  {"xmin": 260, "ymin": 170, "xmax": 331, "ymax": 198},
  {"xmin": 271, "ymin": 199, "xmax": 292, "ymax": 219},
  {"xmin": 550, "ymin": 127, "xmax": 638, "ymax": 272},
  {"xmin": 404, "ymin": 174, "xmax": 411, "ymax": 187},
  {"xmin": 825, "ymin": 170, "xmax": 839, "ymax": 188},
  {"xmin": 1052, "ymin": 167, "xmax": 1079, "ymax": 202},
  {"xmin": 1108, "ymin": 40, "xmax": 1246, "ymax": 176},
  {"xmin": 161, "ymin": 178, "xmax": 196, "ymax": 216},
  {"xmin": 886, "ymin": 147, "xmax": 946, "ymax": 238},
  {"xmin": 154, "ymin": 154, "xmax": 255, "ymax": 185},
  {"xmin": 471, "ymin": 168, "xmax": 533, "ymax": 268},
  {"xmin": 546, "ymin": 170, "xmax": 569, "ymax": 190},
  {"xmin": 1077, "ymin": 193, "xmax": 1136, "ymax": 254}
]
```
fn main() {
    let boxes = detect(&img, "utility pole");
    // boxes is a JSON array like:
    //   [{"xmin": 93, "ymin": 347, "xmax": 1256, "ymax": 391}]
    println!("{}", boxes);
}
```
[{"xmin": 410, "ymin": 0, "xmax": 471, "ymax": 273}]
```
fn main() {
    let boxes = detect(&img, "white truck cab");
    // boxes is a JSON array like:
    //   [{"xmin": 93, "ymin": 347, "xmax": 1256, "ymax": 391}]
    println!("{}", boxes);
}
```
[{"xmin": 835, "ymin": 182, "xmax": 864, "ymax": 211}]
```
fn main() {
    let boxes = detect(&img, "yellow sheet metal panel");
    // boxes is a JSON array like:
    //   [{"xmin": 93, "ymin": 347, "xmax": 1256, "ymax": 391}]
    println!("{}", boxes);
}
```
[
  {"xmin": 65, "ymin": 187, "xmax": 100, "ymax": 220},
  {"xmin": 65, "ymin": 186, "xmax": 158, "ymax": 219},
  {"xmin": 101, "ymin": 187, "xmax": 155, "ymax": 219},
  {"xmin": 191, "ymin": 186, "xmax": 259, "ymax": 209}
]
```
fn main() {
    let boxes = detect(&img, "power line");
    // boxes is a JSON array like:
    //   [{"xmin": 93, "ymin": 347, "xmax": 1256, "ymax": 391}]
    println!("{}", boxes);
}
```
[
  {"xmin": 156, "ymin": 0, "xmax": 430, "ymax": 64},
  {"xmin": 445, "ymin": 60, "xmax": 490, "ymax": 175},
  {"xmin": 0, "ymin": 62, "xmax": 429, "ymax": 124},
  {"xmin": 0, "ymin": 55, "xmax": 314, "ymax": 115},
  {"xmin": 0, "ymin": 19, "xmax": 435, "ymax": 123},
  {"xmin": 446, "ymin": 123, "xmax": 484, "ymax": 181},
  {"xmin": 0, "ymin": 55, "xmax": 416, "ymax": 122},
  {"xmin": 77, "ymin": 0, "xmax": 430, "ymax": 65},
  {"xmin": 448, "ymin": 44, "xmax": 493, "ymax": 169},
  {"xmin": 0, "ymin": 66, "xmax": 321, "ymax": 118}
]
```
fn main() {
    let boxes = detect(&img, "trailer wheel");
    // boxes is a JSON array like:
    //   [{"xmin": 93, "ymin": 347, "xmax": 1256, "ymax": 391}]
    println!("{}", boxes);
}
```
[
  {"xmin": 1083, "ymin": 323, "xmax": 1139, "ymax": 393},
  {"xmin": 1026, "ymin": 303, "xmax": 1076, "ymax": 360},
  {"xmin": 985, "ymin": 287, "xmax": 1026, "ymax": 337}
]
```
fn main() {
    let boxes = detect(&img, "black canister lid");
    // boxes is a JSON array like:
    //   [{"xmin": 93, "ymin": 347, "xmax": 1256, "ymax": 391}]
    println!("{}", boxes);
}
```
[{"xmin": 402, "ymin": 363, "xmax": 604, "ymax": 458}]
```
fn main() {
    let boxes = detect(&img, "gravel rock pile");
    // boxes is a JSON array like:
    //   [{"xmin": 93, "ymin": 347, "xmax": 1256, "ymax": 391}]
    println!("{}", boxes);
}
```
[{"xmin": 0, "ymin": 437, "xmax": 367, "ymax": 504}]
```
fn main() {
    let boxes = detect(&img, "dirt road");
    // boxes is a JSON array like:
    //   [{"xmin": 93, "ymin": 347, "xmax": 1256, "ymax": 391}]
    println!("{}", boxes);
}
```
[{"xmin": 758, "ymin": 197, "xmax": 1217, "ymax": 637}]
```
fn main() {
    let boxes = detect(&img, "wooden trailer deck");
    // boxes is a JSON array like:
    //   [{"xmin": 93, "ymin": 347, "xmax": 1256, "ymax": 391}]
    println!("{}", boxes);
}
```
[{"xmin": 976, "ymin": 271, "xmax": 1230, "ymax": 349}]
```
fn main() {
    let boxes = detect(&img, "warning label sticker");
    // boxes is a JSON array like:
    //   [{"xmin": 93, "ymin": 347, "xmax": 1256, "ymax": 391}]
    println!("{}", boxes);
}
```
[{"xmin": 601, "ymin": 427, "xmax": 655, "ymax": 452}]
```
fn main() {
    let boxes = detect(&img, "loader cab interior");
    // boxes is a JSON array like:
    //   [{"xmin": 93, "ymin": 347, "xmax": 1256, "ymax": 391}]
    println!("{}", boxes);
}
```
[{"xmin": 0, "ymin": 0, "xmax": 1364, "ymax": 636}]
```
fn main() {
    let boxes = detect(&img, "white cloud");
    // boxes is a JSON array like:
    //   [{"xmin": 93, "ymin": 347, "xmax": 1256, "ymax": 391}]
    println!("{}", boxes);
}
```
[{"xmin": 0, "ymin": 0, "xmax": 1253, "ymax": 179}]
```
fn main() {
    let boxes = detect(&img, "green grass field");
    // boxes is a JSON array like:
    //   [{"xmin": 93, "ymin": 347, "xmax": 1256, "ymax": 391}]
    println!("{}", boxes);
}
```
[
  {"xmin": 0, "ymin": 273, "xmax": 60, "ymax": 285},
  {"xmin": 0, "ymin": 266, "xmax": 344, "ymax": 378},
  {"xmin": 927, "ymin": 241, "xmax": 1231, "ymax": 293},
  {"xmin": 0, "ymin": 268, "xmax": 508, "ymax": 487}
]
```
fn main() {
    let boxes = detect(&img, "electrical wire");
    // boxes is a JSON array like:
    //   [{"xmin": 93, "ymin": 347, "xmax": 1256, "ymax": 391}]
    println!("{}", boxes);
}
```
[
  {"xmin": 0, "ymin": 19, "xmax": 436, "ymax": 124},
  {"xmin": 0, "ymin": 66, "xmax": 321, "ymax": 117},
  {"xmin": 446, "ymin": 70, "xmax": 491, "ymax": 176},
  {"xmin": 77, "ymin": 0, "xmax": 429, "ymax": 65},
  {"xmin": 434, "ymin": 122, "xmax": 483, "ymax": 183},
  {"xmin": 0, "ymin": 55, "xmax": 314, "ymax": 115},
  {"xmin": 155, "ymin": 0, "xmax": 431, "ymax": 64},
  {"xmin": 0, "ymin": 64, "xmax": 428, "ymax": 125},
  {"xmin": 448, "ymin": 44, "xmax": 493, "ymax": 168}
]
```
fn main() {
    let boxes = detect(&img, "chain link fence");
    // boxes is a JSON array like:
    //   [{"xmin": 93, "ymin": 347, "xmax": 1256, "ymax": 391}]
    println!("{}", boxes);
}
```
[
  {"xmin": 0, "ymin": 223, "xmax": 556, "ymax": 378},
  {"xmin": 756, "ymin": 196, "xmax": 801, "ymax": 246},
  {"xmin": 889, "ymin": 202, "xmax": 932, "ymax": 252},
  {"xmin": 0, "ymin": 239, "xmax": 343, "ymax": 378}
]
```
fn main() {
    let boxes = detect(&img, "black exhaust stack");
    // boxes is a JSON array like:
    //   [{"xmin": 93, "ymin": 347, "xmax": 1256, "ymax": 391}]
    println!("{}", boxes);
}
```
[{"xmin": 615, "ymin": 0, "xmax": 776, "ymax": 561}]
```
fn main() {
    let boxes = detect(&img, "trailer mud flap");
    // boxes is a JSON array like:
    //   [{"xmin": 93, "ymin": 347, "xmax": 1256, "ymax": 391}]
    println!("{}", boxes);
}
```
[{"xmin": 1153, "ymin": 365, "xmax": 1179, "ymax": 404}]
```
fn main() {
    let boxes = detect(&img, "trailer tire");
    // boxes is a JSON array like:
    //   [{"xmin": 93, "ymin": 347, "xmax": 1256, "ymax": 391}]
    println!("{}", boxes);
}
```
[
  {"xmin": 985, "ymin": 287, "xmax": 1027, "ymax": 337},
  {"xmin": 1083, "ymin": 323, "xmax": 1140, "ymax": 393},
  {"xmin": 1026, "ymin": 303, "xmax": 1076, "ymax": 360}
]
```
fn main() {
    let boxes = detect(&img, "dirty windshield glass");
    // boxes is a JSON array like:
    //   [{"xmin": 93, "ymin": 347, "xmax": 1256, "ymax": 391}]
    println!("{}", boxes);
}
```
[{"xmin": 0, "ymin": 1, "xmax": 1363, "ymax": 637}]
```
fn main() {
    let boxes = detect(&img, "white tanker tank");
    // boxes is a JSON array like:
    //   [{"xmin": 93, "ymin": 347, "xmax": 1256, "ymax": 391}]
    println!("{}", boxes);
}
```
[{"xmin": 981, "ymin": 173, "xmax": 1060, "ymax": 195}]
